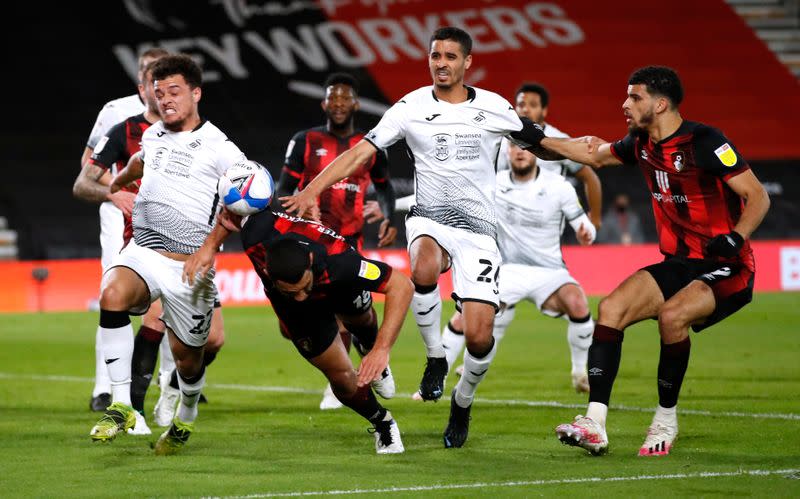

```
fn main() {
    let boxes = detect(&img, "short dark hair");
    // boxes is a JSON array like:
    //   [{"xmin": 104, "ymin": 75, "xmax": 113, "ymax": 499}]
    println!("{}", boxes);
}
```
[
  {"xmin": 628, "ymin": 66, "xmax": 683, "ymax": 108},
  {"xmin": 266, "ymin": 238, "xmax": 311, "ymax": 284},
  {"xmin": 324, "ymin": 72, "xmax": 359, "ymax": 95},
  {"xmin": 430, "ymin": 26, "xmax": 472, "ymax": 56},
  {"xmin": 515, "ymin": 82, "xmax": 550, "ymax": 109},
  {"xmin": 151, "ymin": 54, "xmax": 203, "ymax": 89},
  {"xmin": 138, "ymin": 47, "xmax": 170, "ymax": 72}
]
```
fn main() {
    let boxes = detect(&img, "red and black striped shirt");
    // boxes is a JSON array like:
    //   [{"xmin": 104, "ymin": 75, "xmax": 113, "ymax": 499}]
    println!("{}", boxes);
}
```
[
  {"xmin": 611, "ymin": 121, "xmax": 754, "ymax": 270},
  {"xmin": 283, "ymin": 126, "xmax": 389, "ymax": 241},
  {"xmin": 89, "ymin": 113, "xmax": 153, "ymax": 243},
  {"xmin": 242, "ymin": 210, "xmax": 393, "ymax": 301}
]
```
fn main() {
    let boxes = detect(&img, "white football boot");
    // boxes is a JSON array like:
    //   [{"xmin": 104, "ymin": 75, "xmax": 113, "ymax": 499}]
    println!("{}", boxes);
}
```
[{"xmin": 555, "ymin": 415, "xmax": 609, "ymax": 455}]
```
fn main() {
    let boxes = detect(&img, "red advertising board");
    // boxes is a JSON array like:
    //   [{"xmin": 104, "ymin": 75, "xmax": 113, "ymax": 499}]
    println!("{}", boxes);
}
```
[{"xmin": 1, "ymin": 241, "xmax": 797, "ymax": 313}]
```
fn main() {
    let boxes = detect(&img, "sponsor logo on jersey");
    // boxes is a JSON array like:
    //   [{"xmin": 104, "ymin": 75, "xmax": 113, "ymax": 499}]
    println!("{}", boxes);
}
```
[
  {"xmin": 714, "ymin": 143, "xmax": 737, "ymax": 167},
  {"xmin": 188, "ymin": 138, "xmax": 202, "ymax": 149},
  {"xmin": 358, "ymin": 261, "xmax": 381, "ymax": 280},
  {"xmin": 315, "ymin": 147, "xmax": 328, "ymax": 157},
  {"xmin": 472, "ymin": 111, "xmax": 486, "ymax": 123},
  {"xmin": 652, "ymin": 192, "xmax": 691, "ymax": 204},
  {"xmin": 432, "ymin": 133, "xmax": 451, "ymax": 161},
  {"xmin": 157, "ymin": 130, "xmax": 166, "ymax": 137},
  {"xmin": 425, "ymin": 113, "xmax": 441, "ymax": 121},
  {"xmin": 671, "ymin": 151, "xmax": 685, "ymax": 171},
  {"xmin": 94, "ymin": 136, "xmax": 109, "ymax": 154}
]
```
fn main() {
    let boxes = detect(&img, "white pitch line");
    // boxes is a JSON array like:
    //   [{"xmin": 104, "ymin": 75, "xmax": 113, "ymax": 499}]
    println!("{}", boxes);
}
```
[
  {"xmin": 216, "ymin": 468, "xmax": 800, "ymax": 498},
  {"xmin": 1, "ymin": 372, "xmax": 798, "ymax": 421}
]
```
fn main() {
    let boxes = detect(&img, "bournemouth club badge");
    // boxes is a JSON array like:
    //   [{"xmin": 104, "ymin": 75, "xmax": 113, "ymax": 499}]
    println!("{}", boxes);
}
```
[{"xmin": 671, "ymin": 151, "xmax": 685, "ymax": 172}]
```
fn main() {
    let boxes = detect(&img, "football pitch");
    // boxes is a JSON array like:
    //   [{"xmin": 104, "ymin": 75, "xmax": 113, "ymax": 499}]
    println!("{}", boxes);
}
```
[{"xmin": 1, "ymin": 293, "xmax": 798, "ymax": 497}]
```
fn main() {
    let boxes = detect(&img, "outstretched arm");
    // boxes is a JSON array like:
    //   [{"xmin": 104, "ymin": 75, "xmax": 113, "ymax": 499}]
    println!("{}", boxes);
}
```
[
  {"xmin": 356, "ymin": 270, "xmax": 414, "ymax": 387},
  {"xmin": 541, "ymin": 137, "xmax": 622, "ymax": 169},
  {"xmin": 373, "ymin": 180, "xmax": 397, "ymax": 247},
  {"xmin": 281, "ymin": 140, "xmax": 377, "ymax": 218},
  {"xmin": 574, "ymin": 166, "xmax": 603, "ymax": 228}
]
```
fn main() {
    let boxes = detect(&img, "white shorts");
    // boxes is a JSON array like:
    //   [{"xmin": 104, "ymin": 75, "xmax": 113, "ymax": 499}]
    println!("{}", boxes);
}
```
[
  {"xmin": 406, "ymin": 216, "xmax": 501, "ymax": 309},
  {"xmin": 99, "ymin": 201, "xmax": 125, "ymax": 271},
  {"xmin": 498, "ymin": 264, "xmax": 578, "ymax": 317},
  {"xmin": 108, "ymin": 241, "xmax": 217, "ymax": 347}
]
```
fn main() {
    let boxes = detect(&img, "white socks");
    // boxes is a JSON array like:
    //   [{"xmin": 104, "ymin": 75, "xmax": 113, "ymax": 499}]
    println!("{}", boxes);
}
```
[
  {"xmin": 653, "ymin": 404, "xmax": 678, "ymax": 426},
  {"xmin": 586, "ymin": 402, "xmax": 608, "ymax": 428},
  {"xmin": 567, "ymin": 316, "xmax": 594, "ymax": 375},
  {"xmin": 92, "ymin": 326, "xmax": 111, "ymax": 397},
  {"xmin": 493, "ymin": 306, "xmax": 515, "ymax": 344},
  {"xmin": 158, "ymin": 333, "xmax": 176, "ymax": 381},
  {"xmin": 454, "ymin": 340, "xmax": 498, "ymax": 408},
  {"xmin": 441, "ymin": 323, "xmax": 466, "ymax": 372},
  {"xmin": 412, "ymin": 286, "xmax": 444, "ymax": 358},
  {"xmin": 176, "ymin": 369, "xmax": 206, "ymax": 424},
  {"xmin": 101, "ymin": 323, "xmax": 134, "ymax": 406}
]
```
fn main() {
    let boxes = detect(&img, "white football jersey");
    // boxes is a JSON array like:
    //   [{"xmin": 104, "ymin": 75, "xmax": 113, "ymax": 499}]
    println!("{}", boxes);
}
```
[
  {"xmin": 134, "ymin": 120, "xmax": 246, "ymax": 254},
  {"xmin": 498, "ymin": 122, "xmax": 584, "ymax": 176},
  {"xmin": 366, "ymin": 85, "xmax": 522, "ymax": 237},
  {"xmin": 496, "ymin": 168, "xmax": 586, "ymax": 269},
  {"xmin": 86, "ymin": 94, "xmax": 145, "ymax": 150}
]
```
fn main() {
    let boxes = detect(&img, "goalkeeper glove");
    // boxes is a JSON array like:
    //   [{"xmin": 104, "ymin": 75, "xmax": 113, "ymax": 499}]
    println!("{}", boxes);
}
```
[{"xmin": 706, "ymin": 231, "xmax": 744, "ymax": 258}]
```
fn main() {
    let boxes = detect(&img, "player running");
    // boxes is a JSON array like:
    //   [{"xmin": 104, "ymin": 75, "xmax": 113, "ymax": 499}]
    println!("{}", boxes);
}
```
[
  {"xmin": 89, "ymin": 55, "xmax": 246, "ymax": 455},
  {"xmin": 531, "ymin": 66, "xmax": 770, "ymax": 456},
  {"xmin": 282, "ymin": 27, "xmax": 548, "ymax": 448}
]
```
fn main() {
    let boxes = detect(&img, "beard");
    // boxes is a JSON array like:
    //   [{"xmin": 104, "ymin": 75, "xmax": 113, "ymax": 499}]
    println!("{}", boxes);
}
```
[
  {"xmin": 628, "ymin": 108, "xmax": 655, "ymax": 132},
  {"xmin": 327, "ymin": 112, "xmax": 354, "ymax": 132},
  {"xmin": 511, "ymin": 164, "xmax": 535, "ymax": 177}
]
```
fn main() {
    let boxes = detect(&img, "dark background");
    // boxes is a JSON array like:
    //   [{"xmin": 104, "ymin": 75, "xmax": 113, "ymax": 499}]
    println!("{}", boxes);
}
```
[{"xmin": 2, "ymin": 1, "xmax": 797, "ymax": 259}]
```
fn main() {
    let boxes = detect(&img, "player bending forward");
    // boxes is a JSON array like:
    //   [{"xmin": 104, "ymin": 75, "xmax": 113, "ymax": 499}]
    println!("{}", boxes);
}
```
[{"xmin": 184, "ymin": 209, "xmax": 413, "ymax": 454}]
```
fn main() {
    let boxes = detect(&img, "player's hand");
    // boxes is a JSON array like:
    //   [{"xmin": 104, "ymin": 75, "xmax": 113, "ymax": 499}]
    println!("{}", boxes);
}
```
[
  {"xmin": 108, "ymin": 190, "xmax": 135, "ymax": 217},
  {"xmin": 589, "ymin": 212, "xmax": 602, "ymax": 231},
  {"xmin": 280, "ymin": 190, "xmax": 320, "ymax": 220},
  {"xmin": 706, "ymin": 231, "xmax": 744, "ymax": 258},
  {"xmin": 363, "ymin": 200, "xmax": 384, "ymax": 223},
  {"xmin": 574, "ymin": 135, "xmax": 608, "ymax": 154},
  {"xmin": 576, "ymin": 223, "xmax": 594, "ymax": 246},
  {"xmin": 377, "ymin": 220, "xmax": 397, "ymax": 247},
  {"xmin": 182, "ymin": 245, "xmax": 216, "ymax": 286},
  {"xmin": 217, "ymin": 207, "xmax": 243, "ymax": 233},
  {"xmin": 357, "ymin": 347, "xmax": 389, "ymax": 388}
]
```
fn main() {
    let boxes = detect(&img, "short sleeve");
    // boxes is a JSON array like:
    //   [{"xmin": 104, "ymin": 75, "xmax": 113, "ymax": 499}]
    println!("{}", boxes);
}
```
[
  {"xmin": 326, "ymin": 252, "xmax": 393, "ymax": 293},
  {"xmin": 89, "ymin": 121, "xmax": 127, "ymax": 170},
  {"xmin": 365, "ymin": 101, "xmax": 407, "ymax": 150},
  {"xmin": 692, "ymin": 125, "xmax": 749, "ymax": 179},
  {"xmin": 610, "ymin": 133, "xmax": 638, "ymax": 166},
  {"xmin": 217, "ymin": 140, "xmax": 247, "ymax": 175},
  {"xmin": 86, "ymin": 104, "xmax": 122, "ymax": 149},
  {"xmin": 283, "ymin": 130, "xmax": 307, "ymax": 176}
]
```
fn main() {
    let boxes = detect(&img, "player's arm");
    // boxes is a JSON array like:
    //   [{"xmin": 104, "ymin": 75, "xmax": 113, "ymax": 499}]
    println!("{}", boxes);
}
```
[
  {"xmin": 276, "ymin": 131, "xmax": 306, "ymax": 199},
  {"xmin": 72, "ymin": 161, "xmax": 113, "ymax": 203},
  {"xmin": 540, "ymin": 135, "xmax": 622, "ymax": 168},
  {"xmin": 573, "ymin": 166, "xmax": 603, "ymax": 228},
  {"xmin": 111, "ymin": 152, "xmax": 144, "ymax": 193},
  {"xmin": 561, "ymin": 183, "xmax": 597, "ymax": 246},
  {"xmin": 182, "ymin": 209, "xmax": 243, "ymax": 285},
  {"xmin": 357, "ymin": 267, "xmax": 414, "ymax": 387},
  {"xmin": 275, "ymin": 168, "xmax": 301, "ymax": 199},
  {"xmin": 722, "ymin": 169, "xmax": 770, "ymax": 240},
  {"xmin": 282, "ymin": 140, "xmax": 377, "ymax": 217},
  {"xmin": 371, "ymin": 149, "xmax": 397, "ymax": 247}
]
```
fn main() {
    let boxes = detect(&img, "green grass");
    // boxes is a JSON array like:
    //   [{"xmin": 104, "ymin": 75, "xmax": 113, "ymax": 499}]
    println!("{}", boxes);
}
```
[{"xmin": 1, "ymin": 293, "xmax": 799, "ymax": 497}]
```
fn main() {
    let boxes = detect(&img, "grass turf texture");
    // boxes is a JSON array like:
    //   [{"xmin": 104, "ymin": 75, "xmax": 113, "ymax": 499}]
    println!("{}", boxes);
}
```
[{"xmin": 0, "ymin": 293, "xmax": 798, "ymax": 497}]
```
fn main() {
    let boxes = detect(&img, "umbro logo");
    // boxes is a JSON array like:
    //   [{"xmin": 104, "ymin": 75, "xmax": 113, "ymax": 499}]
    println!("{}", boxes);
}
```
[
  {"xmin": 425, "ymin": 113, "xmax": 441, "ymax": 121},
  {"xmin": 315, "ymin": 148, "xmax": 328, "ymax": 157},
  {"xmin": 588, "ymin": 367, "xmax": 603, "ymax": 376},
  {"xmin": 640, "ymin": 149, "xmax": 648, "ymax": 160}
]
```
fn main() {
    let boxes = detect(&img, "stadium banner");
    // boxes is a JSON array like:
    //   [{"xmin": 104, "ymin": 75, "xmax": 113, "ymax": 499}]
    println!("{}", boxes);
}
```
[{"xmin": 1, "ymin": 241, "xmax": 797, "ymax": 313}]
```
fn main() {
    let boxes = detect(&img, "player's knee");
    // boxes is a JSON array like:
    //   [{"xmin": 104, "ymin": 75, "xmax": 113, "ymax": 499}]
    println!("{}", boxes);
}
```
[
  {"xmin": 205, "ymin": 331, "xmax": 224, "ymax": 353},
  {"xmin": 658, "ymin": 302, "xmax": 690, "ymax": 332},
  {"xmin": 99, "ymin": 284, "xmax": 130, "ymax": 311},
  {"xmin": 597, "ymin": 295, "xmax": 625, "ymax": 326}
]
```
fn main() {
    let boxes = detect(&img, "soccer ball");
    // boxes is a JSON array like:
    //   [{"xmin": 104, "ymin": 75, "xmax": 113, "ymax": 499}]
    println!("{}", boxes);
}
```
[{"xmin": 218, "ymin": 160, "xmax": 274, "ymax": 216}]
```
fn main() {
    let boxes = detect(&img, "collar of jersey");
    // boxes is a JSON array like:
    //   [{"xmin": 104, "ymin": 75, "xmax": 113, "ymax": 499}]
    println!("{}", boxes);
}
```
[{"xmin": 430, "ymin": 85, "xmax": 476, "ymax": 104}]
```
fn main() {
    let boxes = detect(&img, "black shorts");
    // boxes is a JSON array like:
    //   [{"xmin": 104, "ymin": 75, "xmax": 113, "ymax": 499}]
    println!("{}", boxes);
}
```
[
  {"xmin": 267, "ymin": 286, "xmax": 373, "ymax": 359},
  {"xmin": 641, "ymin": 256, "xmax": 754, "ymax": 332}
]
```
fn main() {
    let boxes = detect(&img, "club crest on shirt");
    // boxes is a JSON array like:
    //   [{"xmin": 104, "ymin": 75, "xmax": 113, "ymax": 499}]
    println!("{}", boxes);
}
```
[
  {"xmin": 432, "ymin": 133, "xmax": 451, "ymax": 161},
  {"xmin": 671, "ymin": 151, "xmax": 685, "ymax": 172},
  {"xmin": 714, "ymin": 143, "xmax": 737, "ymax": 167}
]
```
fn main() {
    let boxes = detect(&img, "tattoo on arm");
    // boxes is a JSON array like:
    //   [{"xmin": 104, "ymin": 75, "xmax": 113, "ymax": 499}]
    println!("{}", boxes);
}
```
[{"xmin": 72, "ymin": 163, "xmax": 110, "ymax": 203}]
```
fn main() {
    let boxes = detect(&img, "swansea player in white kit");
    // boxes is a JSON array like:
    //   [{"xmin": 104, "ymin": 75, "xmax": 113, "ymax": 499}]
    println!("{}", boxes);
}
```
[
  {"xmin": 89, "ymin": 55, "xmax": 246, "ymax": 455},
  {"xmin": 283, "ymin": 27, "xmax": 546, "ymax": 448},
  {"xmin": 78, "ymin": 48, "xmax": 169, "ymax": 411}
]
